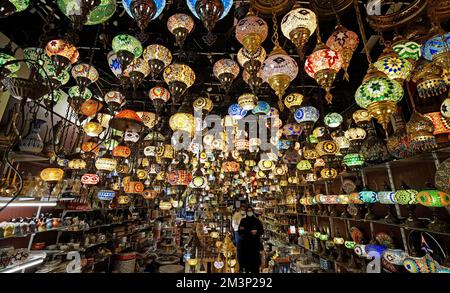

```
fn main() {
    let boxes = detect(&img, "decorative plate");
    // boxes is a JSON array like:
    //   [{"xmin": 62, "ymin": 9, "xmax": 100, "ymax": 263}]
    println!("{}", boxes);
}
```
[{"xmin": 435, "ymin": 158, "xmax": 450, "ymax": 194}]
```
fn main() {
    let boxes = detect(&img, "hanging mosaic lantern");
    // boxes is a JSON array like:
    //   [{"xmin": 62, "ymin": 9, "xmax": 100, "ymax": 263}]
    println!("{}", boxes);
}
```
[
  {"xmin": 324, "ymin": 112, "xmax": 343, "ymax": 128},
  {"xmin": 281, "ymin": 3, "xmax": 317, "ymax": 58},
  {"xmin": 213, "ymin": 58, "xmax": 240, "ymax": 93},
  {"xmin": 294, "ymin": 106, "xmax": 319, "ymax": 134},
  {"xmin": 235, "ymin": 10, "xmax": 268, "ymax": 54},
  {"xmin": 167, "ymin": 13, "xmax": 195, "ymax": 47},
  {"xmin": 305, "ymin": 41, "xmax": 342, "ymax": 104},
  {"xmin": 261, "ymin": 45, "xmax": 298, "ymax": 103},
  {"xmin": 374, "ymin": 45, "xmax": 413, "ymax": 82},
  {"xmin": 284, "ymin": 93, "xmax": 303, "ymax": 113},
  {"xmin": 123, "ymin": 57, "xmax": 150, "ymax": 88},
  {"xmin": 143, "ymin": 44, "xmax": 172, "ymax": 79},
  {"xmin": 187, "ymin": 0, "xmax": 232, "ymax": 33},
  {"xmin": 45, "ymin": 39, "xmax": 79, "ymax": 75},
  {"xmin": 57, "ymin": 0, "xmax": 116, "ymax": 26},
  {"xmin": 111, "ymin": 34, "xmax": 143, "ymax": 69},
  {"xmin": 355, "ymin": 68, "xmax": 404, "ymax": 130},
  {"xmin": 238, "ymin": 93, "xmax": 258, "ymax": 111},
  {"xmin": 148, "ymin": 86, "xmax": 170, "ymax": 113},
  {"xmin": 326, "ymin": 24, "xmax": 359, "ymax": 80},
  {"xmin": 163, "ymin": 63, "xmax": 195, "ymax": 101}
]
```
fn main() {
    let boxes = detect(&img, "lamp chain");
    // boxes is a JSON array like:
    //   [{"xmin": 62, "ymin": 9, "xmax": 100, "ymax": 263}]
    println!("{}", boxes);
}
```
[{"xmin": 271, "ymin": 0, "xmax": 280, "ymax": 47}]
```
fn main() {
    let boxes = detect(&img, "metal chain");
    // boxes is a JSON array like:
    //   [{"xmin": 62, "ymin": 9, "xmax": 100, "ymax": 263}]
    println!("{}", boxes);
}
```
[{"xmin": 271, "ymin": 0, "xmax": 280, "ymax": 47}]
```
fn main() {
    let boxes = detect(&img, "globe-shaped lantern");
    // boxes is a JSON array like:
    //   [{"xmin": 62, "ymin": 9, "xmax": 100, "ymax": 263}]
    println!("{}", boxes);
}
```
[
  {"xmin": 123, "ymin": 57, "xmax": 150, "ymax": 88},
  {"xmin": 167, "ymin": 13, "xmax": 195, "ymax": 47},
  {"xmin": 324, "ymin": 112, "xmax": 343, "ymax": 128},
  {"xmin": 281, "ymin": 3, "xmax": 317, "ymax": 58},
  {"xmin": 352, "ymin": 109, "xmax": 372, "ymax": 128},
  {"xmin": 343, "ymin": 153, "xmax": 365, "ymax": 170},
  {"xmin": 123, "ymin": 0, "xmax": 164, "ymax": 31},
  {"xmin": 294, "ymin": 106, "xmax": 319, "ymax": 134},
  {"xmin": 355, "ymin": 70, "xmax": 404, "ymax": 130},
  {"xmin": 121, "ymin": 0, "xmax": 165, "ymax": 32},
  {"xmin": 163, "ymin": 63, "xmax": 195, "ymax": 101},
  {"xmin": 238, "ymin": 93, "xmax": 258, "ymax": 111},
  {"xmin": 71, "ymin": 63, "xmax": 99, "ymax": 92},
  {"xmin": 305, "ymin": 42, "xmax": 342, "ymax": 104},
  {"xmin": 252, "ymin": 100, "xmax": 270, "ymax": 115},
  {"xmin": 326, "ymin": 24, "xmax": 359, "ymax": 81},
  {"xmin": 228, "ymin": 103, "xmax": 247, "ymax": 120},
  {"xmin": 57, "ymin": 0, "xmax": 116, "ymax": 27},
  {"xmin": 237, "ymin": 47, "xmax": 266, "ymax": 77},
  {"xmin": 169, "ymin": 112, "xmax": 195, "ymax": 135},
  {"xmin": 45, "ymin": 39, "xmax": 79, "ymax": 75},
  {"xmin": 109, "ymin": 109, "xmax": 144, "ymax": 132},
  {"xmin": 0, "ymin": 0, "xmax": 30, "ymax": 18},
  {"xmin": 111, "ymin": 34, "xmax": 143, "ymax": 69},
  {"xmin": 193, "ymin": 96, "xmax": 214, "ymax": 114},
  {"xmin": 104, "ymin": 91, "xmax": 125, "ymax": 112},
  {"xmin": 374, "ymin": 46, "xmax": 413, "ymax": 82},
  {"xmin": 284, "ymin": 93, "xmax": 303, "ymax": 113},
  {"xmin": 235, "ymin": 11, "xmax": 268, "ymax": 54},
  {"xmin": 261, "ymin": 46, "xmax": 298, "ymax": 101},
  {"xmin": 421, "ymin": 31, "xmax": 450, "ymax": 70},
  {"xmin": 143, "ymin": 44, "xmax": 172, "ymax": 79},
  {"xmin": 392, "ymin": 36, "xmax": 421, "ymax": 62},
  {"xmin": 148, "ymin": 86, "xmax": 171, "ymax": 113},
  {"xmin": 107, "ymin": 51, "xmax": 129, "ymax": 85},
  {"xmin": 213, "ymin": 58, "xmax": 240, "ymax": 93},
  {"xmin": 187, "ymin": 0, "xmax": 232, "ymax": 32}
]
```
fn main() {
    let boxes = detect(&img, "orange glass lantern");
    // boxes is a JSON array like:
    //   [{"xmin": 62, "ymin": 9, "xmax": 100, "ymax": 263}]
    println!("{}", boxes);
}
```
[
  {"xmin": 112, "ymin": 145, "xmax": 132, "ymax": 158},
  {"xmin": 80, "ymin": 99, "xmax": 103, "ymax": 117},
  {"xmin": 109, "ymin": 109, "xmax": 144, "ymax": 132},
  {"xmin": 81, "ymin": 141, "xmax": 101, "ymax": 155}
]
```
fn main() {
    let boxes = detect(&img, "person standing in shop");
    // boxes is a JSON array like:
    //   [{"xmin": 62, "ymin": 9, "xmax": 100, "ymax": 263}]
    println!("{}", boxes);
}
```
[
  {"xmin": 238, "ymin": 206, "xmax": 264, "ymax": 273},
  {"xmin": 232, "ymin": 204, "xmax": 246, "ymax": 271}
]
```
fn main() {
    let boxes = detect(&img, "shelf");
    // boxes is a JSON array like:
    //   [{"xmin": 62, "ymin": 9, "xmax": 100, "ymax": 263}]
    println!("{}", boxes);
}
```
[
  {"xmin": 62, "ymin": 206, "xmax": 148, "ymax": 213},
  {"xmin": 0, "ymin": 252, "xmax": 46, "ymax": 273},
  {"xmin": 0, "ymin": 228, "xmax": 61, "ymax": 240},
  {"xmin": 0, "ymin": 201, "xmax": 58, "ymax": 207},
  {"xmin": 60, "ymin": 219, "xmax": 145, "ymax": 233},
  {"xmin": 296, "ymin": 213, "xmax": 450, "ymax": 237},
  {"xmin": 8, "ymin": 151, "xmax": 50, "ymax": 163}
]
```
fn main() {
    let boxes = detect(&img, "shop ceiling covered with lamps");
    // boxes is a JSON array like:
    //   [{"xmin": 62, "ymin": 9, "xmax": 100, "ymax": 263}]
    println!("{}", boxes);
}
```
[{"xmin": 0, "ymin": 0, "xmax": 449, "ymax": 275}]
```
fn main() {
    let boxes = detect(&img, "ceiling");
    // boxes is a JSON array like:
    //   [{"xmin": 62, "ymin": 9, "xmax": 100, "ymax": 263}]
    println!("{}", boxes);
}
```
[{"xmin": 0, "ymin": 0, "xmax": 434, "ymax": 123}]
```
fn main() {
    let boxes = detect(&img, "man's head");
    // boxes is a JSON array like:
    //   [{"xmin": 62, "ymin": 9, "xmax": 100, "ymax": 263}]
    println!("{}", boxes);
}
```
[
  {"xmin": 246, "ymin": 206, "xmax": 254, "ymax": 217},
  {"xmin": 239, "ymin": 204, "xmax": 246, "ymax": 214}
]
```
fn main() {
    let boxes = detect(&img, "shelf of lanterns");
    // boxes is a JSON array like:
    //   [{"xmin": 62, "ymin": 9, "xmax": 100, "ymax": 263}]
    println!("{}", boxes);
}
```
[{"xmin": 296, "ymin": 212, "xmax": 450, "ymax": 238}]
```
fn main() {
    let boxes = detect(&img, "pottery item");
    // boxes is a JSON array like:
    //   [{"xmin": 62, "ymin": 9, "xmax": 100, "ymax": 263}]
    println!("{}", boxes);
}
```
[
  {"xmin": 403, "ymin": 254, "xmax": 438, "ymax": 273},
  {"xmin": 19, "ymin": 119, "xmax": 45, "ymax": 154}
]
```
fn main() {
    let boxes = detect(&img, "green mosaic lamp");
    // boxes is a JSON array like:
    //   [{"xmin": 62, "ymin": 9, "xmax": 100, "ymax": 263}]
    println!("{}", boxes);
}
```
[
  {"xmin": 355, "ymin": 66, "xmax": 404, "ymax": 131},
  {"xmin": 416, "ymin": 182, "xmax": 450, "ymax": 232},
  {"xmin": 394, "ymin": 182, "xmax": 422, "ymax": 228},
  {"xmin": 112, "ymin": 34, "xmax": 143, "ymax": 69},
  {"xmin": 57, "ymin": 0, "xmax": 116, "ymax": 27},
  {"xmin": 0, "ymin": 0, "xmax": 30, "ymax": 17}
]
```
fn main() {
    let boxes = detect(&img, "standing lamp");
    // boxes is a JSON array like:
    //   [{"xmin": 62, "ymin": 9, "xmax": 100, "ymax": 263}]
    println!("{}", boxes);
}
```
[{"xmin": 394, "ymin": 182, "xmax": 422, "ymax": 228}]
